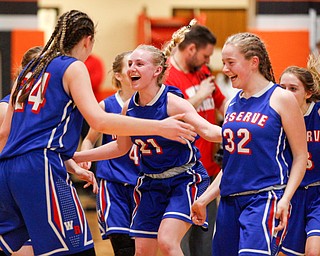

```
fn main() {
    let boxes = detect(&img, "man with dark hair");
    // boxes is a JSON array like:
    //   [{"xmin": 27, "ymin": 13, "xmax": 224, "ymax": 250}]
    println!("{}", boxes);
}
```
[{"xmin": 165, "ymin": 24, "xmax": 226, "ymax": 256}]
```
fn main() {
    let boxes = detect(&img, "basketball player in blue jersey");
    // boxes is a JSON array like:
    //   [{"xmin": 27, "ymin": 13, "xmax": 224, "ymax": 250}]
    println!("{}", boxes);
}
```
[
  {"xmin": 278, "ymin": 55, "xmax": 320, "ymax": 256},
  {"xmin": 0, "ymin": 46, "xmax": 43, "ymax": 256},
  {"xmin": 73, "ymin": 22, "xmax": 222, "ymax": 256},
  {"xmin": 191, "ymin": 32, "xmax": 308, "ymax": 256},
  {"xmin": 0, "ymin": 46, "xmax": 100, "ymax": 256},
  {"xmin": 0, "ymin": 10, "xmax": 197, "ymax": 256},
  {"xmin": 80, "ymin": 51, "xmax": 138, "ymax": 256}
]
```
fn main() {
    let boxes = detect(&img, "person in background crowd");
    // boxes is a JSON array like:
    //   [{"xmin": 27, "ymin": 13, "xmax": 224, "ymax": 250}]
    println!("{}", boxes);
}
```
[
  {"xmin": 278, "ymin": 54, "xmax": 320, "ymax": 256},
  {"xmin": 80, "ymin": 51, "xmax": 138, "ymax": 256},
  {"xmin": 165, "ymin": 21, "xmax": 226, "ymax": 256}
]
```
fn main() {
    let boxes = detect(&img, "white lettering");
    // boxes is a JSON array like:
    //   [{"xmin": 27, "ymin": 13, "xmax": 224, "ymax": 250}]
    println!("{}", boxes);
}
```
[{"xmin": 64, "ymin": 220, "xmax": 74, "ymax": 231}]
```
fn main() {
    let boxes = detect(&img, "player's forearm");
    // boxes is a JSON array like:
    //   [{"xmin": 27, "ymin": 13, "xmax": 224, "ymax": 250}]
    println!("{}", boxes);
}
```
[
  {"xmin": 74, "ymin": 142, "xmax": 127, "ymax": 163},
  {"xmin": 282, "ymin": 154, "xmax": 307, "ymax": 202},
  {"xmin": 197, "ymin": 170, "xmax": 222, "ymax": 205}
]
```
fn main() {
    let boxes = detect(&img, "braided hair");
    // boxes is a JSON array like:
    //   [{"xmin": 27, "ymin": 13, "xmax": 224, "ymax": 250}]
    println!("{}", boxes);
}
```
[
  {"xmin": 136, "ymin": 19, "xmax": 197, "ymax": 86},
  {"xmin": 12, "ymin": 10, "xmax": 95, "ymax": 105},
  {"xmin": 224, "ymin": 33, "xmax": 276, "ymax": 83}
]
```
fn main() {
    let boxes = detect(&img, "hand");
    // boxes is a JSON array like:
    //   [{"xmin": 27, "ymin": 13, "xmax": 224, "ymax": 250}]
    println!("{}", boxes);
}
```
[
  {"xmin": 65, "ymin": 159, "xmax": 98, "ymax": 193},
  {"xmin": 78, "ymin": 161, "xmax": 92, "ymax": 170},
  {"xmin": 73, "ymin": 165, "xmax": 98, "ymax": 194},
  {"xmin": 197, "ymin": 76, "xmax": 216, "ymax": 99},
  {"xmin": 159, "ymin": 114, "xmax": 196, "ymax": 144},
  {"xmin": 191, "ymin": 199, "xmax": 207, "ymax": 226},
  {"xmin": 274, "ymin": 197, "xmax": 290, "ymax": 232}
]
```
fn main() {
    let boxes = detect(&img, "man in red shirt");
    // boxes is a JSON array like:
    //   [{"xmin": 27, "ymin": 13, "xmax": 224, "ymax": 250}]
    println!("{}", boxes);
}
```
[{"xmin": 165, "ymin": 24, "xmax": 226, "ymax": 256}]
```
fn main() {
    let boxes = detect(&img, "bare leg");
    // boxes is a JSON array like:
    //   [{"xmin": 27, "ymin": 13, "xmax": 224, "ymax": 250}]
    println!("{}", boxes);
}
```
[
  {"xmin": 305, "ymin": 236, "xmax": 320, "ymax": 256},
  {"xmin": 158, "ymin": 218, "xmax": 191, "ymax": 256},
  {"xmin": 135, "ymin": 237, "xmax": 158, "ymax": 256},
  {"xmin": 12, "ymin": 246, "xmax": 34, "ymax": 256}
]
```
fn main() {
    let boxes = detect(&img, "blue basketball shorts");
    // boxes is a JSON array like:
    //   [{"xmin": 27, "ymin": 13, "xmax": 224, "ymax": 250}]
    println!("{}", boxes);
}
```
[
  {"xmin": 213, "ymin": 189, "xmax": 287, "ymax": 256},
  {"xmin": 280, "ymin": 185, "xmax": 320, "ymax": 256},
  {"xmin": 0, "ymin": 150, "xmax": 94, "ymax": 255},
  {"xmin": 130, "ymin": 162, "xmax": 210, "ymax": 238},
  {"xmin": 97, "ymin": 179, "xmax": 135, "ymax": 239}
]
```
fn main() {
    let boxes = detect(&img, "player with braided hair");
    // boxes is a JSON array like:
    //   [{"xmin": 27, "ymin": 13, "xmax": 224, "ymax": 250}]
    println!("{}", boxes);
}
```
[
  {"xmin": 191, "ymin": 32, "xmax": 307, "ymax": 256},
  {"xmin": 0, "ymin": 10, "xmax": 196, "ymax": 256},
  {"xmin": 73, "ymin": 22, "xmax": 222, "ymax": 256},
  {"xmin": 278, "ymin": 54, "xmax": 320, "ymax": 256}
]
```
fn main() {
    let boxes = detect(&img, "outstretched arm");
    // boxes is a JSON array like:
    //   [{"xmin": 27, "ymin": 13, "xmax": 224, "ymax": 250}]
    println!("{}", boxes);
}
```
[
  {"xmin": 167, "ymin": 93, "xmax": 222, "ymax": 143},
  {"xmin": 74, "ymin": 135, "xmax": 132, "ymax": 163},
  {"xmin": 65, "ymin": 61, "xmax": 196, "ymax": 143}
]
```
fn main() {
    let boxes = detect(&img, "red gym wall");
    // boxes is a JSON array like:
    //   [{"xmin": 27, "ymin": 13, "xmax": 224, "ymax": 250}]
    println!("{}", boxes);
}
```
[
  {"xmin": 11, "ymin": 30, "xmax": 44, "ymax": 78},
  {"xmin": 250, "ymin": 30, "xmax": 310, "ymax": 82}
]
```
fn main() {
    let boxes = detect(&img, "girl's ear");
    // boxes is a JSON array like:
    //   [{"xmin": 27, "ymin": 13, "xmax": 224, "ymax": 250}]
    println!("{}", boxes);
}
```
[
  {"xmin": 114, "ymin": 72, "xmax": 122, "ymax": 81},
  {"xmin": 154, "ymin": 66, "xmax": 163, "ymax": 76},
  {"xmin": 84, "ymin": 36, "xmax": 93, "ymax": 48},
  {"xmin": 305, "ymin": 90, "xmax": 313, "ymax": 101},
  {"xmin": 251, "ymin": 56, "xmax": 260, "ymax": 69}
]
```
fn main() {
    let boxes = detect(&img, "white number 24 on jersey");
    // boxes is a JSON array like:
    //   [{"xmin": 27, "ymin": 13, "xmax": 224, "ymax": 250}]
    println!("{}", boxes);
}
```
[{"xmin": 15, "ymin": 72, "xmax": 50, "ymax": 114}]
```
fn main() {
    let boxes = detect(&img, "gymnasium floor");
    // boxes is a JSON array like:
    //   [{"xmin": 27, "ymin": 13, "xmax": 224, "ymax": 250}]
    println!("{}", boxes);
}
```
[
  {"xmin": 80, "ymin": 194, "xmax": 114, "ymax": 256},
  {"xmin": 85, "ymin": 210, "xmax": 114, "ymax": 256}
]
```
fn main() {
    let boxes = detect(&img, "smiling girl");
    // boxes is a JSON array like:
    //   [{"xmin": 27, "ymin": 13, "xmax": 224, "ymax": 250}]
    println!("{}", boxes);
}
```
[
  {"xmin": 73, "ymin": 23, "xmax": 222, "ymax": 256},
  {"xmin": 191, "ymin": 32, "xmax": 308, "ymax": 256}
]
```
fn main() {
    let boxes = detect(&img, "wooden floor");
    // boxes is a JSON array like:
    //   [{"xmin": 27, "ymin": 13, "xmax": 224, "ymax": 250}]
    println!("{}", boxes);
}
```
[
  {"xmin": 80, "ymin": 194, "xmax": 115, "ymax": 256},
  {"xmin": 85, "ymin": 210, "xmax": 114, "ymax": 256}
]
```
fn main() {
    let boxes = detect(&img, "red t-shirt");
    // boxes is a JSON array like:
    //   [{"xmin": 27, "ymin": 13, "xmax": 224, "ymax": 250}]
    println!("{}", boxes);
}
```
[{"xmin": 165, "ymin": 64, "xmax": 225, "ymax": 177}]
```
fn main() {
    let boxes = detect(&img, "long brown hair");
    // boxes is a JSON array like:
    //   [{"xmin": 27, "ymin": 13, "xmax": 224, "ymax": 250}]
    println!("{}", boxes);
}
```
[
  {"xmin": 224, "ymin": 32, "xmax": 276, "ymax": 83},
  {"xmin": 280, "ymin": 54, "xmax": 320, "ymax": 102},
  {"xmin": 12, "ymin": 10, "xmax": 95, "ymax": 105}
]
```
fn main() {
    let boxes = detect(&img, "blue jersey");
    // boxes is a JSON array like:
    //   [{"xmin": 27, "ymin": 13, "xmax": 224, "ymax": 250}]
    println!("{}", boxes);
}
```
[
  {"xmin": 0, "ymin": 94, "xmax": 10, "ymax": 103},
  {"xmin": 96, "ymin": 92, "xmax": 139, "ymax": 185},
  {"xmin": 301, "ymin": 101, "xmax": 320, "ymax": 187},
  {"xmin": 220, "ymin": 83, "xmax": 292, "ymax": 196},
  {"xmin": 0, "ymin": 56, "xmax": 82, "ymax": 161},
  {"xmin": 127, "ymin": 84, "xmax": 200, "ymax": 175}
]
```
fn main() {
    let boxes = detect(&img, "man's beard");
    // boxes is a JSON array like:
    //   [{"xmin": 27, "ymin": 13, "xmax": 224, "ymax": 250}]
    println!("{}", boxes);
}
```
[{"xmin": 187, "ymin": 55, "xmax": 201, "ymax": 73}]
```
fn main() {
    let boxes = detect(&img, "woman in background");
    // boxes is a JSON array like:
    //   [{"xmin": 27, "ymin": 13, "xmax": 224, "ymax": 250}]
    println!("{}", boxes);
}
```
[
  {"xmin": 279, "ymin": 54, "xmax": 320, "ymax": 256},
  {"xmin": 80, "ymin": 51, "xmax": 138, "ymax": 256}
]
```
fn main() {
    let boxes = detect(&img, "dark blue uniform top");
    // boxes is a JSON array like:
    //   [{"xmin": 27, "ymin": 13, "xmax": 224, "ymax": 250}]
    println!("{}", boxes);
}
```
[
  {"xmin": 127, "ymin": 84, "xmax": 201, "ymax": 175},
  {"xmin": 96, "ymin": 92, "xmax": 139, "ymax": 185},
  {"xmin": 301, "ymin": 101, "xmax": 320, "ymax": 186},
  {"xmin": 1, "ymin": 56, "xmax": 82, "ymax": 161},
  {"xmin": 221, "ymin": 83, "xmax": 292, "ymax": 196}
]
